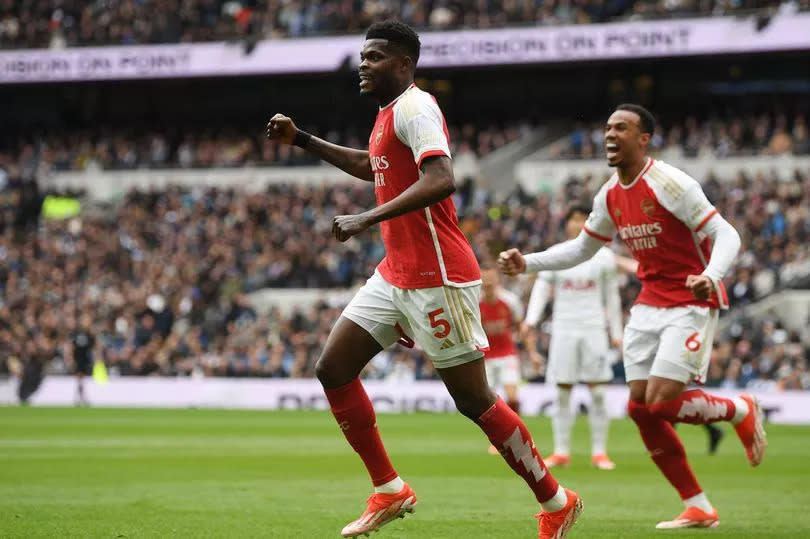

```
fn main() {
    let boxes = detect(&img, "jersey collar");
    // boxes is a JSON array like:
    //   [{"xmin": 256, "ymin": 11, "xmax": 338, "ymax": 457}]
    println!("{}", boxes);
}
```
[
  {"xmin": 618, "ymin": 157, "xmax": 654, "ymax": 190},
  {"xmin": 379, "ymin": 83, "xmax": 416, "ymax": 111}
]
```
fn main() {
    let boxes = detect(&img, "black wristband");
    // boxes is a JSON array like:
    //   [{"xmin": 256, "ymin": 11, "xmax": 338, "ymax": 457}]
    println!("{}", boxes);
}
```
[{"xmin": 293, "ymin": 130, "xmax": 312, "ymax": 149}]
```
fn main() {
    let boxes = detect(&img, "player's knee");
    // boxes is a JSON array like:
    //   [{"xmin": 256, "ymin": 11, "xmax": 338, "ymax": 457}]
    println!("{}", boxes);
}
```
[
  {"xmin": 453, "ymin": 389, "xmax": 497, "ymax": 420},
  {"xmin": 589, "ymin": 385, "xmax": 606, "ymax": 408},
  {"xmin": 314, "ymin": 354, "xmax": 342, "ymax": 388},
  {"xmin": 627, "ymin": 399, "xmax": 651, "ymax": 425},
  {"xmin": 556, "ymin": 386, "xmax": 572, "ymax": 409}
]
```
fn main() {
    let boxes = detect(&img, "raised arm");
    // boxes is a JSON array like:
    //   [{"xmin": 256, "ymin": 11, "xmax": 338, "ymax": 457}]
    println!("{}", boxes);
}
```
[
  {"xmin": 332, "ymin": 155, "xmax": 454, "ymax": 242},
  {"xmin": 653, "ymin": 165, "xmax": 742, "ymax": 301},
  {"xmin": 499, "ymin": 231, "xmax": 605, "ymax": 276},
  {"xmin": 367, "ymin": 155, "xmax": 454, "ymax": 223},
  {"xmin": 266, "ymin": 114, "xmax": 373, "ymax": 182}
]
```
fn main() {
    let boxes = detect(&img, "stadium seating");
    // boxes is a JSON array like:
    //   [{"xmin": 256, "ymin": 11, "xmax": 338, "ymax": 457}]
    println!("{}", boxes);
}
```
[
  {"xmin": 2, "ymin": 167, "xmax": 808, "ymax": 389},
  {"xmin": 557, "ymin": 113, "xmax": 810, "ymax": 159},
  {"xmin": 0, "ymin": 122, "xmax": 525, "ymax": 172}
]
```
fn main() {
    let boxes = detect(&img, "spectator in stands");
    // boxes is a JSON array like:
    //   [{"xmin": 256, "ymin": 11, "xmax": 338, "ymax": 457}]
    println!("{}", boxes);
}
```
[{"xmin": 1, "ymin": 161, "xmax": 810, "ymax": 387}]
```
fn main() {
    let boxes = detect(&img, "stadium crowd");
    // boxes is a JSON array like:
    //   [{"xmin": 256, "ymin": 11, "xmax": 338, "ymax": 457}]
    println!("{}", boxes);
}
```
[
  {"xmin": 559, "ymin": 113, "xmax": 810, "ymax": 159},
  {"xmin": 2, "ymin": 161, "xmax": 810, "ymax": 390},
  {"xmin": 4, "ymin": 122, "xmax": 528, "ymax": 172},
  {"xmin": 0, "ymin": 0, "xmax": 800, "ymax": 49}
]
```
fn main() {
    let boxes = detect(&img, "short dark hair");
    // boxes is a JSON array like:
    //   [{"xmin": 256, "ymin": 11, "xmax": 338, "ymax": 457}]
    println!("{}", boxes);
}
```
[
  {"xmin": 366, "ymin": 20, "xmax": 421, "ymax": 64},
  {"xmin": 615, "ymin": 103, "xmax": 656, "ymax": 134},
  {"xmin": 565, "ymin": 204, "xmax": 591, "ymax": 222}
]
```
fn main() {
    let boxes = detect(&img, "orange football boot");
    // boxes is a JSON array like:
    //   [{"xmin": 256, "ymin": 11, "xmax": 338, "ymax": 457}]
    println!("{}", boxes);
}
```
[
  {"xmin": 340, "ymin": 483, "xmax": 417, "ymax": 537},
  {"xmin": 656, "ymin": 506, "xmax": 719, "ymax": 529},
  {"xmin": 536, "ymin": 488, "xmax": 583, "ymax": 539},
  {"xmin": 733, "ymin": 393, "xmax": 767, "ymax": 466}
]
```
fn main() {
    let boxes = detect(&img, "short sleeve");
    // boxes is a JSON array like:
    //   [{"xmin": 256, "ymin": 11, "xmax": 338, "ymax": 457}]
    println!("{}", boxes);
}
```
[
  {"xmin": 583, "ymin": 183, "xmax": 617, "ymax": 242},
  {"xmin": 649, "ymin": 162, "xmax": 717, "ymax": 231},
  {"xmin": 393, "ymin": 89, "xmax": 451, "ymax": 167}
]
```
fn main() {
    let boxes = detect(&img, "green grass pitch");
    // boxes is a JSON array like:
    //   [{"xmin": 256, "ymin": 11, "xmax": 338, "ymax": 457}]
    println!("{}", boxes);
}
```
[{"xmin": 1, "ymin": 407, "xmax": 809, "ymax": 538}]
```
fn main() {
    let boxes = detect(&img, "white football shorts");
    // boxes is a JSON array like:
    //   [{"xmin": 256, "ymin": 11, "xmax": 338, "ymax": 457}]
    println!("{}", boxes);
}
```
[
  {"xmin": 623, "ymin": 304, "xmax": 718, "ymax": 385},
  {"xmin": 547, "ymin": 327, "xmax": 612, "ymax": 385},
  {"xmin": 342, "ymin": 269, "xmax": 490, "ymax": 369},
  {"xmin": 485, "ymin": 355, "xmax": 521, "ymax": 391}
]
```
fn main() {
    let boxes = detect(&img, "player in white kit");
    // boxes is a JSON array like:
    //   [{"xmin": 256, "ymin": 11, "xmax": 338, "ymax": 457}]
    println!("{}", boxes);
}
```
[
  {"xmin": 523, "ymin": 205, "xmax": 623, "ymax": 470},
  {"xmin": 500, "ymin": 104, "xmax": 766, "ymax": 530}
]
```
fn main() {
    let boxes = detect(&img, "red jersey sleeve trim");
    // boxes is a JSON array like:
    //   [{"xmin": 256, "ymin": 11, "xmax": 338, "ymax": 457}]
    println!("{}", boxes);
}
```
[
  {"xmin": 583, "ymin": 226, "xmax": 611, "ymax": 242},
  {"xmin": 416, "ymin": 149, "xmax": 449, "ymax": 169},
  {"xmin": 694, "ymin": 209, "xmax": 719, "ymax": 232}
]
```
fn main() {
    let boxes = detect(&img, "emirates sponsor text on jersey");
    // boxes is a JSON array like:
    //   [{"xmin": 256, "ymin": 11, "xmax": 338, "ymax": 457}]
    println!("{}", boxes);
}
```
[
  {"xmin": 618, "ymin": 221, "xmax": 663, "ymax": 251},
  {"xmin": 370, "ymin": 155, "xmax": 389, "ymax": 187}
]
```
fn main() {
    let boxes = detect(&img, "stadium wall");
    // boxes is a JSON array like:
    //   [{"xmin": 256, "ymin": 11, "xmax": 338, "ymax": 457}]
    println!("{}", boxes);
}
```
[
  {"xmin": 3, "ymin": 376, "xmax": 809, "ymax": 424},
  {"xmin": 42, "ymin": 155, "xmax": 810, "ymax": 200},
  {"xmin": 516, "ymin": 155, "xmax": 810, "ymax": 195}
]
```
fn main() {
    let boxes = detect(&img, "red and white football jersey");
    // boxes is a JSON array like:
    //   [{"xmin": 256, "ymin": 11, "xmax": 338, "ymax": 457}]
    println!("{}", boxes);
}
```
[
  {"xmin": 584, "ymin": 158, "xmax": 729, "ymax": 309},
  {"xmin": 479, "ymin": 289, "xmax": 523, "ymax": 359},
  {"xmin": 368, "ymin": 84, "xmax": 480, "ymax": 289}
]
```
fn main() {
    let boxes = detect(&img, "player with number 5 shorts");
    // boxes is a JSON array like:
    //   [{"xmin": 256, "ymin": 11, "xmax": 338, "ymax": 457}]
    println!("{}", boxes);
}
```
[
  {"xmin": 267, "ymin": 21, "xmax": 581, "ymax": 539},
  {"xmin": 499, "ymin": 104, "xmax": 766, "ymax": 531}
]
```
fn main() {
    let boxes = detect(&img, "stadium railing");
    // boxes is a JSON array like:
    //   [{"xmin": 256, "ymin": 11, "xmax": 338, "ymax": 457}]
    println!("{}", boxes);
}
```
[
  {"xmin": 515, "ymin": 154, "xmax": 810, "ymax": 195},
  {"xmin": 40, "ymin": 154, "xmax": 810, "ymax": 201}
]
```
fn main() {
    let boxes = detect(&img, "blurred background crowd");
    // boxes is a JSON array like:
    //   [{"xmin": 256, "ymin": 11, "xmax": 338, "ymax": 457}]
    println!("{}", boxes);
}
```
[
  {"xmin": 2, "ymin": 164, "xmax": 809, "ymax": 390},
  {"xmin": 1, "ymin": 122, "xmax": 529, "ymax": 173},
  {"xmin": 2, "ymin": 0, "xmax": 809, "ymax": 401},
  {"xmin": 1, "ymin": 0, "xmax": 804, "ymax": 49},
  {"xmin": 558, "ymin": 112, "xmax": 810, "ymax": 159}
]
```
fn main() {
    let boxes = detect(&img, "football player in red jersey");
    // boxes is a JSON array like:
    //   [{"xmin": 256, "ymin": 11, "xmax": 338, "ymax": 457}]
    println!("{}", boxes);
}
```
[
  {"xmin": 500, "ymin": 104, "xmax": 766, "ymax": 530},
  {"xmin": 267, "ymin": 21, "xmax": 580, "ymax": 539}
]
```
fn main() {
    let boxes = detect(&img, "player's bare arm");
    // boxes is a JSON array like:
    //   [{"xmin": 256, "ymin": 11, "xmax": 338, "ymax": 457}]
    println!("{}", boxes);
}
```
[
  {"xmin": 332, "ymin": 155, "xmax": 455, "ymax": 242},
  {"xmin": 266, "ymin": 114, "xmax": 374, "ymax": 182}
]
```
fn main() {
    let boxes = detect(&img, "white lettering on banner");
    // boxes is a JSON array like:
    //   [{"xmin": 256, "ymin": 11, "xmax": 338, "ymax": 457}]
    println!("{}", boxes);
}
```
[
  {"xmin": 1, "ymin": 13, "xmax": 809, "ymax": 84},
  {"xmin": 1, "ymin": 377, "xmax": 809, "ymax": 424}
]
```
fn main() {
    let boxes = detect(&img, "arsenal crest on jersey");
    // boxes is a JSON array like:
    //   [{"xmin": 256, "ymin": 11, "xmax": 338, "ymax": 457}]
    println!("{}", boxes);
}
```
[
  {"xmin": 375, "ymin": 123, "xmax": 385, "ymax": 145},
  {"xmin": 640, "ymin": 198, "xmax": 656, "ymax": 216}
]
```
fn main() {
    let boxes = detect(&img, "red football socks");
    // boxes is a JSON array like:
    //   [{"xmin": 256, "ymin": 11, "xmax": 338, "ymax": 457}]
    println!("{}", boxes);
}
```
[
  {"xmin": 477, "ymin": 398, "xmax": 560, "ymax": 503},
  {"xmin": 324, "ymin": 378, "xmax": 398, "ymax": 486},
  {"xmin": 628, "ymin": 399, "xmax": 702, "ymax": 500},
  {"xmin": 648, "ymin": 389, "xmax": 736, "ymax": 424}
]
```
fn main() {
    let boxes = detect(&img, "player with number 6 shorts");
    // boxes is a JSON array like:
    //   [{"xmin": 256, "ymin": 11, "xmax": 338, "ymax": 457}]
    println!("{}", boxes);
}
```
[{"xmin": 499, "ymin": 104, "xmax": 766, "ymax": 531}]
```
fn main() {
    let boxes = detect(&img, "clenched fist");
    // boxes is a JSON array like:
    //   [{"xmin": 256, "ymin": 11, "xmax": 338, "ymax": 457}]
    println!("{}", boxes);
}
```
[
  {"xmin": 266, "ymin": 113, "xmax": 298, "ymax": 145},
  {"xmin": 686, "ymin": 274, "xmax": 714, "ymax": 301},
  {"xmin": 333, "ymin": 213, "xmax": 373, "ymax": 242},
  {"xmin": 498, "ymin": 248, "xmax": 526, "ymax": 276}
]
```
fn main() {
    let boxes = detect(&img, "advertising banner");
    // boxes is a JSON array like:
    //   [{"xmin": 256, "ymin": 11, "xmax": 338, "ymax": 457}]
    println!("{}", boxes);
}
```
[
  {"xmin": 2, "ymin": 376, "xmax": 809, "ymax": 424},
  {"xmin": 2, "ymin": 12, "xmax": 808, "ymax": 84}
]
